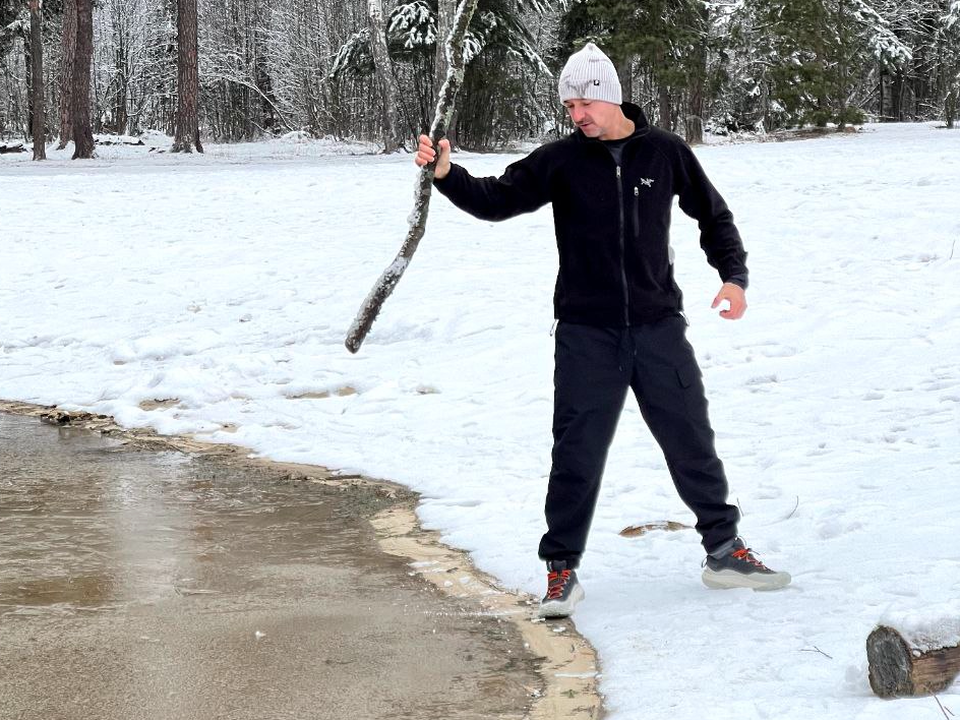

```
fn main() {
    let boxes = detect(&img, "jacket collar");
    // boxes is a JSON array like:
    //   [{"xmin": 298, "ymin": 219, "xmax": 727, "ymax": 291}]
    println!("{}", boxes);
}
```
[{"xmin": 573, "ymin": 102, "xmax": 651, "ymax": 143}]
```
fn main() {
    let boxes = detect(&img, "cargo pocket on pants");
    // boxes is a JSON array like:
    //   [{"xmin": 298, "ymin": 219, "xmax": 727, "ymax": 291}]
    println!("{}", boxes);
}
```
[
  {"xmin": 675, "ymin": 361, "xmax": 701, "ymax": 389},
  {"xmin": 675, "ymin": 360, "xmax": 709, "ymax": 418}
]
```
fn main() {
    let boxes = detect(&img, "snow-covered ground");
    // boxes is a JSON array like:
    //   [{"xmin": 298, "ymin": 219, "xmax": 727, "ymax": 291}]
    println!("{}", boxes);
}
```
[{"xmin": 3, "ymin": 123, "xmax": 959, "ymax": 719}]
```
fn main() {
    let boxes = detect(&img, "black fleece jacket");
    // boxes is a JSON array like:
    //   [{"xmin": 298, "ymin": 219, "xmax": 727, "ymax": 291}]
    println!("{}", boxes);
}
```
[{"xmin": 433, "ymin": 103, "xmax": 749, "ymax": 327}]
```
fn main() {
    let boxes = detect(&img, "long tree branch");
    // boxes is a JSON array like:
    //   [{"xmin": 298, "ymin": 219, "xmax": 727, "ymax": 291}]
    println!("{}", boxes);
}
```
[{"xmin": 344, "ymin": 0, "xmax": 480, "ymax": 354}]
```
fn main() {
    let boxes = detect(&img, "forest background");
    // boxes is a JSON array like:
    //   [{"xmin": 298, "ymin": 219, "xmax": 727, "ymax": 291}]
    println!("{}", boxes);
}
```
[{"xmin": 1, "ymin": 0, "xmax": 959, "ymax": 157}]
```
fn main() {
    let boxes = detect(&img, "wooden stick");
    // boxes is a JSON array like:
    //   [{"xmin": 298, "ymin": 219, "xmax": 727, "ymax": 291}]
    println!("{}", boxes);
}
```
[{"xmin": 344, "ymin": 0, "xmax": 479, "ymax": 354}]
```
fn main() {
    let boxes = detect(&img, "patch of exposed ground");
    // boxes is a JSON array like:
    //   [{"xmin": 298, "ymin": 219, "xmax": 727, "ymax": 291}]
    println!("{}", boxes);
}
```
[{"xmin": 0, "ymin": 399, "xmax": 603, "ymax": 720}]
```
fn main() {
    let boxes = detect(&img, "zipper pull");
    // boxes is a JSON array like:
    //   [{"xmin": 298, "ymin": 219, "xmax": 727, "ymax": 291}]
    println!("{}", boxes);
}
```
[
  {"xmin": 634, "ymin": 187, "xmax": 639, "ymax": 196},
  {"xmin": 616, "ymin": 166, "xmax": 621, "ymax": 179}
]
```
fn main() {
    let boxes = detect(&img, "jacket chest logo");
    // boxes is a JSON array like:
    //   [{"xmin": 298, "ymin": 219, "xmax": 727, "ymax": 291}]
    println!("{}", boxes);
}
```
[{"xmin": 639, "ymin": 177, "xmax": 655, "ymax": 187}]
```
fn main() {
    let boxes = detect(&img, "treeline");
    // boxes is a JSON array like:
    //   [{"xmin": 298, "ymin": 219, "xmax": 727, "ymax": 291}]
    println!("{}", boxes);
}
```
[{"xmin": 1, "ymin": 0, "xmax": 958, "ymax": 156}]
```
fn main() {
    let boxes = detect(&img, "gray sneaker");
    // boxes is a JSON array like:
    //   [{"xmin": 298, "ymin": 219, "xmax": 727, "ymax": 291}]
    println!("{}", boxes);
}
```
[
  {"xmin": 701, "ymin": 539, "xmax": 791, "ymax": 591},
  {"xmin": 538, "ymin": 560, "xmax": 585, "ymax": 618}
]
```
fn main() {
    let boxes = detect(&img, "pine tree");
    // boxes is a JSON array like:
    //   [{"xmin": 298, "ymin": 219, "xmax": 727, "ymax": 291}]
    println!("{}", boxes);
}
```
[
  {"xmin": 71, "ymin": 0, "xmax": 94, "ymax": 158},
  {"xmin": 709, "ymin": 0, "xmax": 774, "ymax": 132},
  {"xmin": 331, "ymin": 0, "xmax": 550, "ymax": 145},
  {"xmin": 555, "ymin": 0, "xmax": 706, "ymax": 133},
  {"xmin": 171, "ymin": 0, "xmax": 201, "ymax": 152},
  {"xmin": 754, "ymin": 0, "xmax": 910, "ymax": 127}
]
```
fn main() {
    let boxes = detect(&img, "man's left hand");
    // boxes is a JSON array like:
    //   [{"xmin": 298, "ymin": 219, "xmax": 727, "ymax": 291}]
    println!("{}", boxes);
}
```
[{"xmin": 711, "ymin": 283, "xmax": 747, "ymax": 320}]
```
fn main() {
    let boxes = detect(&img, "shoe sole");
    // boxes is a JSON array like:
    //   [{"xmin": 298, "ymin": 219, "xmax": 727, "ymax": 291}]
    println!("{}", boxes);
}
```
[
  {"xmin": 538, "ymin": 583, "xmax": 586, "ymax": 618},
  {"xmin": 701, "ymin": 568, "xmax": 792, "ymax": 591}
]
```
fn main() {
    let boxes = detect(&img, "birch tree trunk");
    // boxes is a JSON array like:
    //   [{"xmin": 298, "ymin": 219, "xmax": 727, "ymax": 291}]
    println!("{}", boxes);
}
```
[
  {"xmin": 367, "ymin": 0, "xmax": 399, "ymax": 152},
  {"xmin": 29, "ymin": 0, "xmax": 45, "ymax": 160},
  {"xmin": 344, "ymin": 0, "xmax": 480, "ymax": 354},
  {"xmin": 71, "ymin": 0, "xmax": 95, "ymax": 159},
  {"xmin": 172, "ymin": 0, "xmax": 202, "ymax": 152},
  {"xmin": 57, "ymin": 0, "xmax": 76, "ymax": 149}
]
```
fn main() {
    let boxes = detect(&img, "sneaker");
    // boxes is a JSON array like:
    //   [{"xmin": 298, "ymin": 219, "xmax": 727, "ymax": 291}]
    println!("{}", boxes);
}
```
[
  {"xmin": 701, "ymin": 538, "xmax": 791, "ymax": 591},
  {"xmin": 537, "ymin": 560, "xmax": 585, "ymax": 618}
]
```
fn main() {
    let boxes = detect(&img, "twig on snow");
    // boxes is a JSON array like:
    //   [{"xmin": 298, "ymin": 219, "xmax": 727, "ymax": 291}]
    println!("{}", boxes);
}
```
[
  {"xmin": 800, "ymin": 646, "xmax": 833, "ymax": 660},
  {"xmin": 784, "ymin": 495, "xmax": 800, "ymax": 520},
  {"xmin": 935, "ymin": 694, "xmax": 954, "ymax": 719}
]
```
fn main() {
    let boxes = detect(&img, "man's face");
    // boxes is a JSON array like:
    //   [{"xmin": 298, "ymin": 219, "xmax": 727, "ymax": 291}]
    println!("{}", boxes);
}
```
[{"xmin": 563, "ymin": 99, "xmax": 621, "ymax": 140}]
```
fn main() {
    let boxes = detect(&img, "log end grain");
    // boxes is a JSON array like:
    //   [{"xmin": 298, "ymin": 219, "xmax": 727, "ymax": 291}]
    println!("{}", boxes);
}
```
[{"xmin": 867, "ymin": 625, "xmax": 915, "ymax": 698}]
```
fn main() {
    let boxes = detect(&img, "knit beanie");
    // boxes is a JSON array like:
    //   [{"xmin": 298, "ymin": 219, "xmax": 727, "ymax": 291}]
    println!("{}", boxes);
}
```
[{"xmin": 558, "ymin": 42, "xmax": 622, "ymax": 105}]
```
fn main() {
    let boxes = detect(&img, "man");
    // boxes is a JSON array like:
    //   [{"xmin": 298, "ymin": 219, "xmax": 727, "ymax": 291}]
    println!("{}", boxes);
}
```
[{"xmin": 415, "ymin": 42, "xmax": 791, "ymax": 618}]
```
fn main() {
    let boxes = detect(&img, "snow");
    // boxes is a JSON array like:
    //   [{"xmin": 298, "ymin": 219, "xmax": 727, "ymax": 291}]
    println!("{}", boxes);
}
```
[
  {"xmin": 882, "ymin": 602, "xmax": 960, "ymax": 654},
  {"xmin": 3, "ymin": 123, "xmax": 960, "ymax": 718}
]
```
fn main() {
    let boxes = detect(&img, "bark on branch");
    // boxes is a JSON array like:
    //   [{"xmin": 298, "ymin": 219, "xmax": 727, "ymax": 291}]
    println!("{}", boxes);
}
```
[{"xmin": 344, "ymin": 0, "xmax": 480, "ymax": 354}]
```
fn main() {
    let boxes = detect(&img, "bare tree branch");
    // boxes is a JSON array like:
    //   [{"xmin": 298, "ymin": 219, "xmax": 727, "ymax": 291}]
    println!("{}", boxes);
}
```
[{"xmin": 344, "ymin": 0, "xmax": 480, "ymax": 354}]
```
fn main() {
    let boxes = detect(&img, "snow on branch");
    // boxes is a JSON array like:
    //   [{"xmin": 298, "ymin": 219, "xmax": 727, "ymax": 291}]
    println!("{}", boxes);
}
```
[
  {"xmin": 946, "ymin": 1, "xmax": 960, "ymax": 30},
  {"xmin": 851, "ymin": 0, "xmax": 912, "ymax": 65},
  {"xmin": 331, "ymin": 0, "xmax": 550, "ymax": 80},
  {"xmin": 330, "ymin": 28, "xmax": 372, "ymax": 78},
  {"xmin": 1, "ymin": 12, "xmax": 27, "ymax": 39},
  {"xmin": 388, "ymin": 0, "xmax": 436, "ymax": 49},
  {"xmin": 463, "ymin": 9, "xmax": 551, "ymax": 75}
]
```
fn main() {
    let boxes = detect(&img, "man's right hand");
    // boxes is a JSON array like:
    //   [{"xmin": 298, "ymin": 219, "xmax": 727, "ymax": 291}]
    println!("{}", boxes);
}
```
[{"xmin": 414, "ymin": 134, "xmax": 451, "ymax": 179}]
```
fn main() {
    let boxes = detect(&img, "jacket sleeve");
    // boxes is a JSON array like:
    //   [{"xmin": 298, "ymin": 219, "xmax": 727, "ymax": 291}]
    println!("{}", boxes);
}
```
[
  {"xmin": 674, "ymin": 142, "xmax": 749, "ymax": 289},
  {"xmin": 432, "ymin": 149, "xmax": 550, "ymax": 222}
]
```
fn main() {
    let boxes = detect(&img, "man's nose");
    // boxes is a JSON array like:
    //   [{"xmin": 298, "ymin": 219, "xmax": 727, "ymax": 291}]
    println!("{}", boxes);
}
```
[{"xmin": 569, "ymin": 108, "xmax": 584, "ymax": 123}]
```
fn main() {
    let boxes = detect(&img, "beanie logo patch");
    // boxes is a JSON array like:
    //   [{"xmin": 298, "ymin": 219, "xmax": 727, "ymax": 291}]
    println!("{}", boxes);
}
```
[
  {"xmin": 593, "ymin": 79, "xmax": 601, "ymax": 86},
  {"xmin": 562, "ymin": 78, "xmax": 595, "ymax": 97}
]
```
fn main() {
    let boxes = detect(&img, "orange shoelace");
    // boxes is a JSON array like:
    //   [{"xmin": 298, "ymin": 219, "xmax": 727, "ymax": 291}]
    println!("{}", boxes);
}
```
[
  {"xmin": 546, "ymin": 569, "xmax": 571, "ymax": 600},
  {"xmin": 732, "ymin": 547, "xmax": 770, "ymax": 570}
]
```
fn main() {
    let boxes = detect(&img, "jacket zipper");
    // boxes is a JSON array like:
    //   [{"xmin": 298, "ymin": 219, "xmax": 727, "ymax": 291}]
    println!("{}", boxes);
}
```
[
  {"xmin": 616, "ymin": 166, "xmax": 630, "ymax": 326},
  {"xmin": 633, "ymin": 186, "xmax": 640, "ymax": 238}
]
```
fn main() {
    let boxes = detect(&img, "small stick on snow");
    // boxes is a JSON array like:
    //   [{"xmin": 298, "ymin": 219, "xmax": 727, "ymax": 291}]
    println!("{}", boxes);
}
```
[
  {"xmin": 935, "ymin": 695, "xmax": 955, "ymax": 719},
  {"xmin": 343, "ymin": 0, "xmax": 480, "ymax": 354},
  {"xmin": 800, "ymin": 646, "xmax": 833, "ymax": 660},
  {"xmin": 784, "ymin": 495, "xmax": 800, "ymax": 520}
]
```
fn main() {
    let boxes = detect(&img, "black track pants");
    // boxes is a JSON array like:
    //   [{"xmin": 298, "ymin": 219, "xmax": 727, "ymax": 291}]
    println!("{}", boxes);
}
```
[{"xmin": 537, "ymin": 317, "xmax": 740, "ymax": 567}]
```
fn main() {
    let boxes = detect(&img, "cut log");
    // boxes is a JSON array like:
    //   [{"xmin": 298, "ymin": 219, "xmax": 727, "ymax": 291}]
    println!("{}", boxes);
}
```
[
  {"xmin": 867, "ymin": 624, "xmax": 960, "ymax": 697},
  {"xmin": 0, "ymin": 143, "xmax": 27, "ymax": 154}
]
